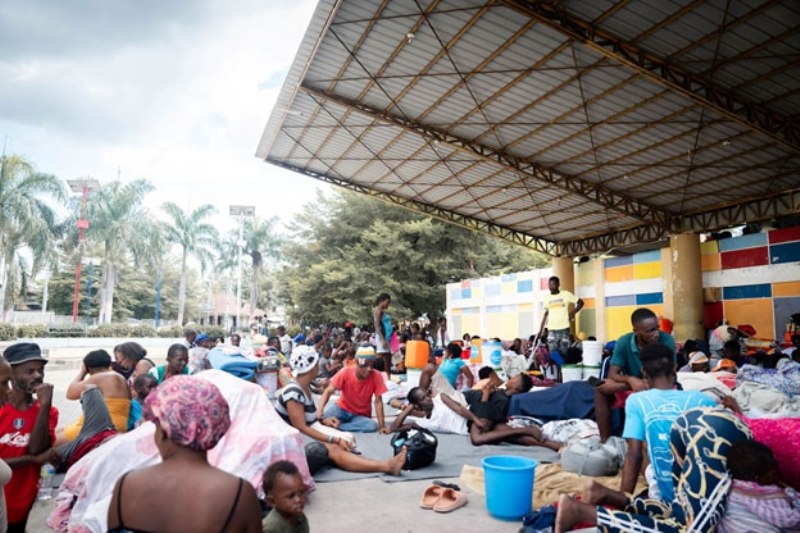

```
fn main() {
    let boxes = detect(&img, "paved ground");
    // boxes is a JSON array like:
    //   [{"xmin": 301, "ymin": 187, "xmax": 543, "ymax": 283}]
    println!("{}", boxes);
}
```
[{"xmin": 21, "ymin": 342, "xmax": 529, "ymax": 532}]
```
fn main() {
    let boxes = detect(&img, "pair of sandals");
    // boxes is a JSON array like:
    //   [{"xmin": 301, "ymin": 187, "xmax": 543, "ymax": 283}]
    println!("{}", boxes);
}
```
[{"xmin": 420, "ymin": 480, "xmax": 468, "ymax": 513}]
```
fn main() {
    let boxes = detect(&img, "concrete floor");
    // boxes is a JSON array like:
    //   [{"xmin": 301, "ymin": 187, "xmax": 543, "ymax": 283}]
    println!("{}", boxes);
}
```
[{"xmin": 23, "ymin": 344, "xmax": 528, "ymax": 532}]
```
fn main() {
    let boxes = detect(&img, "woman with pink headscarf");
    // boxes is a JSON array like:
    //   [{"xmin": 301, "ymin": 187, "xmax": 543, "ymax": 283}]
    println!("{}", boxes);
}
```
[{"xmin": 107, "ymin": 376, "xmax": 261, "ymax": 532}]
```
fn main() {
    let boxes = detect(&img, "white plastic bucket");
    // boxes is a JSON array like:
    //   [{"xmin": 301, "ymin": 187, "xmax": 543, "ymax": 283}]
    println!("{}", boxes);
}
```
[
  {"xmin": 582, "ymin": 340, "xmax": 603, "ymax": 366},
  {"xmin": 406, "ymin": 368, "xmax": 422, "ymax": 389},
  {"xmin": 561, "ymin": 364, "xmax": 583, "ymax": 382}
]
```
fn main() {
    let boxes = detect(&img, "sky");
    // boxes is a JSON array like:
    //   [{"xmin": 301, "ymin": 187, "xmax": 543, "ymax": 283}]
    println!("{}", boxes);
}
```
[{"xmin": 0, "ymin": 0, "xmax": 327, "ymax": 235}]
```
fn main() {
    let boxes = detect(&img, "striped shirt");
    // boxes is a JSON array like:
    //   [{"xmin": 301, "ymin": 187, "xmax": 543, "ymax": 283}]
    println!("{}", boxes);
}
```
[
  {"xmin": 275, "ymin": 382, "xmax": 317, "ymax": 425},
  {"xmin": 717, "ymin": 480, "xmax": 800, "ymax": 533}
]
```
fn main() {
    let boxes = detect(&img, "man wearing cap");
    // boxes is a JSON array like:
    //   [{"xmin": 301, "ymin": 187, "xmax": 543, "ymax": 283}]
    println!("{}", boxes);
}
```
[
  {"xmin": 678, "ymin": 351, "xmax": 709, "ymax": 373},
  {"xmin": 316, "ymin": 344, "xmax": 388, "ymax": 433},
  {"xmin": 0, "ymin": 343, "xmax": 58, "ymax": 532}
]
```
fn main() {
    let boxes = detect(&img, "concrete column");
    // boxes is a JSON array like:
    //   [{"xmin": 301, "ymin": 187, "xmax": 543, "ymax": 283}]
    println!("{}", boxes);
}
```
[
  {"xmin": 669, "ymin": 233, "xmax": 704, "ymax": 341},
  {"xmin": 594, "ymin": 259, "xmax": 606, "ymax": 343}
]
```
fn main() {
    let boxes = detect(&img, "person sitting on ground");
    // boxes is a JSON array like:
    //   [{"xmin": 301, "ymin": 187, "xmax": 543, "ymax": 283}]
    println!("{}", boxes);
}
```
[
  {"xmin": 616, "ymin": 342, "xmax": 717, "ymax": 499},
  {"xmin": 262, "ymin": 460, "xmax": 309, "ymax": 533},
  {"xmin": 722, "ymin": 339, "xmax": 745, "ymax": 367},
  {"xmin": 149, "ymin": 343, "xmax": 190, "ymax": 384},
  {"xmin": 436, "ymin": 373, "xmax": 560, "ymax": 449},
  {"xmin": 717, "ymin": 439, "xmax": 800, "ymax": 533},
  {"xmin": 317, "ymin": 344, "xmax": 389, "ymax": 433},
  {"xmin": 231, "ymin": 333, "xmax": 242, "ymax": 348},
  {"xmin": 112, "ymin": 341, "xmax": 155, "ymax": 384},
  {"xmin": 59, "ymin": 350, "xmax": 131, "ymax": 444},
  {"xmin": 554, "ymin": 406, "xmax": 752, "ymax": 533},
  {"xmin": 107, "ymin": 376, "xmax": 261, "ymax": 532},
  {"xmin": 187, "ymin": 332, "xmax": 212, "ymax": 374},
  {"xmin": 594, "ymin": 307, "xmax": 675, "ymax": 441},
  {"xmin": 678, "ymin": 351, "xmax": 709, "ymax": 373},
  {"xmin": 127, "ymin": 374, "xmax": 157, "ymax": 430},
  {"xmin": 712, "ymin": 357, "xmax": 739, "ymax": 389},
  {"xmin": 276, "ymin": 346, "xmax": 406, "ymax": 476},
  {"xmin": 418, "ymin": 342, "xmax": 474, "ymax": 395}
]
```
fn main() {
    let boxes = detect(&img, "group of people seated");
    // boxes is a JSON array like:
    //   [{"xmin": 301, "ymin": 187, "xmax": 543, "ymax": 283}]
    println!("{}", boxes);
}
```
[{"xmin": 2, "ymin": 299, "xmax": 800, "ymax": 532}]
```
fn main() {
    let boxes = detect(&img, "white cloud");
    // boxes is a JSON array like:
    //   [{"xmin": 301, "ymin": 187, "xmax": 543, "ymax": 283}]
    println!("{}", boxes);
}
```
[{"xmin": 0, "ymin": 0, "xmax": 328, "ymax": 235}]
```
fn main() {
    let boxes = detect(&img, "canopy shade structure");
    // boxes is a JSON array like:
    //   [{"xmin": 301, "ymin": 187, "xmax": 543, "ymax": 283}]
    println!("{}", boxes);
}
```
[{"xmin": 256, "ymin": 0, "xmax": 800, "ymax": 257}]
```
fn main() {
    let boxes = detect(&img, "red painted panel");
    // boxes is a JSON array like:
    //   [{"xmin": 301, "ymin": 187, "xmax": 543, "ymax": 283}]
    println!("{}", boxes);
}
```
[
  {"xmin": 704, "ymin": 302, "xmax": 724, "ymax": 332},
  {"xmin": 769, "ymin": 226, "xmax": 800, "ymax": 245},
  {"xmin": 720, "ymin": 247, "xmax": 769, "ymax": 269}
]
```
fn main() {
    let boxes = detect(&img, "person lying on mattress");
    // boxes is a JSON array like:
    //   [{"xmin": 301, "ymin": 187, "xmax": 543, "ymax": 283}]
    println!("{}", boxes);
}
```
[{"xmin": 392, "ymin": 375, "xmax": 561, "ymax": 450}]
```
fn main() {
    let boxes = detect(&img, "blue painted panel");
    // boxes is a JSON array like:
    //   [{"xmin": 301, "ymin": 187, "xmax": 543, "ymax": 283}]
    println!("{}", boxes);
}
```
[
  {"xmin": 449, "ymin": 288, "xmax": 461, "ymax": 300},
  {"xmin": 606, "ymin": 295, "xmax": 636, "ymax": 306},
  {"xmin": 605, "ymin": 256, "xmax": 633, "ymax": 268},
  {"xmin": 770, "ymin": 242, "xmax": 800, "ymax": 264},
  {"xmin": 633, "ymin": 250, "xmax": 662, "ymax": 264},
  {"xmin": 774, "ymin": 296, "xmax": 800, "ymax": 341},
  {"xmin": 502, "ymin": 273, "xmax": 517, "ymax": 282},
  {"xmin": 517, "ymin": 279, "xmax": 533, "ymax": 293},
  {"xmin": 485, "ymin": 284, "xmax": 501, "ymax": 297},
  {"xmin": 460, "ymin": 307, "xmax": 476, "ymax": 315},
  {"xmin": 636, "ymin": 292, "xmax": 664, "ymax": 305},
  {"xmin": 461, "ymin": 288, "xmax": 472, "ymax": 299},
  {"xmin": 722, "ymin": 284, "xmax": 772, "ymax": 300},
  {"xmin": 487, "ymin": 305, "xmax": 503, "ymax": 313},
  {"xmin": 718, "ymin": 232, "xmax": 767, "ymax": 252}
]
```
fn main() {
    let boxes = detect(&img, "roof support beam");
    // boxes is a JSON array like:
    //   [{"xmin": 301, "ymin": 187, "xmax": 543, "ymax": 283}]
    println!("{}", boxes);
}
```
[
  {"xmin": 559, "ymin": 188, "xmax": 800, "ymax": 256},
  {"xmin": 501, "ymin": 0, "xmax": 800, "ymax": 155},
  {"xmin": 300, "ymin": 83, "xmax": 676, "ymax": 232},
  {"xmin": 266, "ymin": 158, "xmax": 558, "ymax": 255}
]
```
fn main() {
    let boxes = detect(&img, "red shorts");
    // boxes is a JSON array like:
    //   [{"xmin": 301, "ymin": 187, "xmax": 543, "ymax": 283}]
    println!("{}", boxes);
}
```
[{"xmin": 612, "ymin": 389, "xmax": 634, "ymax": 409}]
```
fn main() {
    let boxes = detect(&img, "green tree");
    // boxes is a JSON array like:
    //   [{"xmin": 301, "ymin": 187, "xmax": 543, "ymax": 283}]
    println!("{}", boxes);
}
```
[
  {"xmin": 83, "ymin": 179, "xmax": 155, "ymax": 324},
  {"xmin": 161, "ymin": 202, "xmax": 218, "ymax": 326},
  {"xmin": 0, "ymin": 155, "xmax": 66, "ymax": 318},
  {"xmin": 279, "ymin": 190, "xmax": 549, "ymax": 325}
]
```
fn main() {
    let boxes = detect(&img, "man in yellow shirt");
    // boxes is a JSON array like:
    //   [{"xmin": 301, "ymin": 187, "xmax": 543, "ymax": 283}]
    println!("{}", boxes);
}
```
[{"xmin": 542, "ymin": 276, "xmax": 584, "ymax": 364}]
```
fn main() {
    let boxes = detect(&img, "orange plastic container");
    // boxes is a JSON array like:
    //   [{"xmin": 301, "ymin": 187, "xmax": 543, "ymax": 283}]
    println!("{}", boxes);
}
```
[{"xmin": 405, "ymin": 340, "xmax": 430, "ymax": 369}]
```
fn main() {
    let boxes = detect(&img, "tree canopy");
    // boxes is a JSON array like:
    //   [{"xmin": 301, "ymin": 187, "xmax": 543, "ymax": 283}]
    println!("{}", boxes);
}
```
[{"xmin": 278, "ymin": 190, "xmax": 550, "ymax": 325}]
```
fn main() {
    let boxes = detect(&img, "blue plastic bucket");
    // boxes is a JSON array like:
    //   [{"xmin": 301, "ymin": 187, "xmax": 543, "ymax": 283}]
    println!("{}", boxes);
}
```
[{"xmin": 482, "ymin": 455, "xmax": 537, "ymax": 520}]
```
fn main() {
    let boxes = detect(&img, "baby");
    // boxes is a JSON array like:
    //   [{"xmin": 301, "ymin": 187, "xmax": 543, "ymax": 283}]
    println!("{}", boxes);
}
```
[
  {"xmin": 717, "ymin": 439, "xmax": 800, "ymax": 533},
  {"xmin": 262, "ymin": 460, "xmax": 309, "ymax": 533}
]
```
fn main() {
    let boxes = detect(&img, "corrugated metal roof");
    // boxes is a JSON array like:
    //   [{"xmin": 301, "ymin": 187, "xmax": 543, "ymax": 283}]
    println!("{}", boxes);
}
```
[{"xmin": 257, "ymin": 0, "xmax": 800, "ymax": 256}]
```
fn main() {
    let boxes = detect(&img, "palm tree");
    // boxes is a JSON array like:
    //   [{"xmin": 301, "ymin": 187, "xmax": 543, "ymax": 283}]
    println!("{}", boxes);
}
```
[
  {"xmin": 161, "ymin": 202, "xmax": 218, "ymax": 326},
  {"xmin": 242, "ymin": 216, "xmax": 283, "ymax": 319},
  {"xmin": 85, "ymin": 179, "xmax": 154, "ymax": 324},
  {"xmin": 0, "ymin": 155, "xmax": 66, "ymax": 319}
]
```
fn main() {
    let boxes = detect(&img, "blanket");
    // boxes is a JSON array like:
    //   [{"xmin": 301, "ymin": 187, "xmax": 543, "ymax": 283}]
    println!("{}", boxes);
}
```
[
  {"xmin": 510, "ymin": 381, "xmax": 597, "ymax": 421},
  {"xmin": 207, "ymin": 348, "xmax": 259, "ymax": 380},
  {"xmin": 47, "ymin": 371, "xmax": 311, "ymax": 533},
  {"xmin": 312, "ymin": 431, "xmax": 560, "ymax": 483},
  {"xmin": 460, "ymin": 462, "xmax": 648, "ymax": 510}
]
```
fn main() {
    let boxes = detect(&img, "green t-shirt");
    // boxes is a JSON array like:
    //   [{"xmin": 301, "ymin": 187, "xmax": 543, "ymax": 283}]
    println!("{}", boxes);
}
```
[
  {"xmin": 609, "ymin": 331, "xmax": 676, "ymax": 378},
  {"xmin": 262, "ymin": 508, "xmax": 309, "ymax": 533}
]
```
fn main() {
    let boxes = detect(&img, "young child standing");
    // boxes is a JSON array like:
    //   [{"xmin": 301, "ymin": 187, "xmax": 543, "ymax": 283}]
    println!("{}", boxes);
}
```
[
  {"xmin": 262, "ymin": 461, "xmax": 310, "ymax": 533},
  {"xmin": 717, "ymin": 439, "xmax": 800, "ymax": 533}
]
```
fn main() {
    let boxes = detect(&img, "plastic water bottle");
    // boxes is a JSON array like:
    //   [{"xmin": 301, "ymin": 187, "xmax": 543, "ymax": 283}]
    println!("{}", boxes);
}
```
[{"xmin": 37, "ymin": 463, "xmax": 56, "ymax": 501}]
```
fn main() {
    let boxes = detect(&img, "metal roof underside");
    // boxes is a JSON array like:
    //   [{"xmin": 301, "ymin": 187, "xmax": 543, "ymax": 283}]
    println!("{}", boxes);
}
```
[{"xmin": 256, "ymin": 0, "xmax": 800, "ymax": 257}]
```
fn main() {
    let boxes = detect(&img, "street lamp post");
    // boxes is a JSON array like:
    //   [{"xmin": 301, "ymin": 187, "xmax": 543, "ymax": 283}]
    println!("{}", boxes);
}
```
[
  {"xmin": 229, "ymin": 205, "xmax": 254, "ymax": 334},
  {"xmin": 67, "ymin": 178, "xmax": 100, "ymax": 323}
]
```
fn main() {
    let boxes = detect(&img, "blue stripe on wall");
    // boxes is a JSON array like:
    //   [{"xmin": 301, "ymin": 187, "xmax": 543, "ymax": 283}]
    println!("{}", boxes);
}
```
[
  {"xmin": 606, "ymin": 294, "xmax": 636, "ymax": 306},
  {"xmin": 770, "ymin": 242, "xmax": 800, "ymax": 264},
  {"xmin": 633, "ymin": 250, "xmax": 661, "ymax": 264},
  {"xmin": 718, "ymin": 233, "xmax": 768, "ymax": 252},
  {"xmin": 502, "ymin": 273, "xmax": 517, "ymax": 282},
  {"xmin": 636, "ymin": 292, "xmax": 664, "ymax": 305},
  {"xmin": 485, "ymin": 284, "xmax": 501, "ymax": 297},
  {"xmin": 517, "ymin": 279, "xmax": 533, "ymax": 293},
  {"xmin": 461, "ymin": 288, "xmax": 472, "ymax": 299},
  {"xmin": 605, "ymin": 256, "xmax": 633, "ymax": 268},
  {"xmin": 722, "ymin": 284, "xmax": 772, "ymax": 300}
]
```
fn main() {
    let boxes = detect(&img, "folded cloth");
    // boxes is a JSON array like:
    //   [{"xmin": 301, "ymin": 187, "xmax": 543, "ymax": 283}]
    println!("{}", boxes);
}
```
[{"xmin": 207, "ymin": 348, "xmax": 259, "ymax": 380}]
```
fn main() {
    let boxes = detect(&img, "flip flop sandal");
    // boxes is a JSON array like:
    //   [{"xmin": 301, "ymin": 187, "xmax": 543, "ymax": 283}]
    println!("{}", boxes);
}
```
[
  {"xmin": 433, "ymin": 488, "xmax": 468, "ymax": 513},
  {"xmin": 419, "ymin": 485, "xmax": 443, "ymax": 509},
  {"xmin": 432, "ymin": 480, "xmax": 460, "ymax": 491}
]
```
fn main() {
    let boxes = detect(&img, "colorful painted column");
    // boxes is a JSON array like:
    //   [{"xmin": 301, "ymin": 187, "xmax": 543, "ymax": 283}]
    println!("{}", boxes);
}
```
[
  {"xmin": 553, "ymin": 256, "xmax": 576, "ymax": 335},
  {"xmin": 670, "ymin": 233, "xmax": 704, "ymax": 341}
]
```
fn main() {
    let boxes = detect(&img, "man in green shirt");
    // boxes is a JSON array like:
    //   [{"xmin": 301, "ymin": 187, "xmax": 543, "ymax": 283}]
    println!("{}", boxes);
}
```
[{"xmin": 594, "ymin": 308, "xmax": 675, "ymax": 441}]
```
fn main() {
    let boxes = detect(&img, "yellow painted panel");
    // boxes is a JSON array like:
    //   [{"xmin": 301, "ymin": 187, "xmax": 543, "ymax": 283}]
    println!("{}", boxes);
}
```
[
  {"xmin": 502, "ymin": 282, "xmax": 515, "ymax": 296},
  {"xmin": 472, "ymin": 287, "xmax": 482, "ymax": 299},
  {"xmin": 452, "ymin": 308, "xmax": 462, "ymax": 316},
  {"xmin": 774, "ymin": 281, "xmax": 800, "ymax": 298},
  {"xmin": 634, "ymin": 261, "xmax": 662, "ymax": 279},
  {"xmin": 701, "ymin": 253, "xmax": 721, "ymax": 272},
  {"xmin": 460, "ymin": 316, "xmax": 480, "ymax": 337},
  {"xmin": 576, "ymin": 261, "xmax": 596, "ymax": 286},
  {"xmin": 723, "ymin": 299, "xmax": 773, "ymax": 342},
  {"xmin": 581, "ymin": 297, "xmax": 596, "ymax": 309},
  {"xmin": 605, "ymin": 265, "xmax": 634, "ymax": 282},
  {"xmin": 700, "ymin": 240, "xmax": 719, "ymax": 254},
  {"xmin": 648, "ymin": 304, "xmax": 665, "ymax": 319},
  {"xmin": 518, "ymin": 303, "xmax": 534, "ymax": 312},
  {"xmin": 606, "ymin": 306, "xmax": 636, "ymax": 341},
  {"xmin": 487, "ymin": 312, "xmax": 517, "ymax": 339}
]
